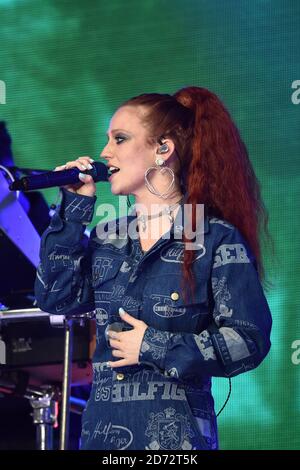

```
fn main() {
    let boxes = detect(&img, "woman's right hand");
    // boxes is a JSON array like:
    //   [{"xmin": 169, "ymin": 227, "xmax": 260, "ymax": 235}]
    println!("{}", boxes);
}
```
[{"xmin": 54, "ymin": 156, "xmax": 97, "ymax": 197}]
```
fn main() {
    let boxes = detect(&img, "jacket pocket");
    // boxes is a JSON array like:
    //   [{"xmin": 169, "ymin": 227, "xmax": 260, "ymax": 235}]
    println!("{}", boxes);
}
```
[{"xmin": 142, "ymin": 273, "xmax": 209, "ymax": 332}]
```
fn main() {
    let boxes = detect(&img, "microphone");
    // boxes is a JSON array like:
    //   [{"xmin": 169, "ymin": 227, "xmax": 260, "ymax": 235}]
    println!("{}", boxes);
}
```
[{"xmin": 9, "ymin": 161, "xmax": 108, "ymax": 191}]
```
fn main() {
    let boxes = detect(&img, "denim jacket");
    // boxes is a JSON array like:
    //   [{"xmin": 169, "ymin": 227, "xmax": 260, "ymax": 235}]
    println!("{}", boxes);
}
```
[{"xmin": 35, "ymin": 188, "xmax": 272, "ymax": 450}]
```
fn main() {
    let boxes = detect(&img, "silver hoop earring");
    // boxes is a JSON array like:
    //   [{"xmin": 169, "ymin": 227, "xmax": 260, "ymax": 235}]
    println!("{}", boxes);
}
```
[{"xmin": 144, "ymin": 157, "xmax": 175, "ymax": 199}]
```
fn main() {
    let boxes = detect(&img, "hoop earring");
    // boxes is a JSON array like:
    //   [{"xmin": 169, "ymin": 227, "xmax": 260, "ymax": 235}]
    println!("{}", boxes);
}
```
[{"xmin": 144, "ymin": 157, "xmax": 175, "ymax": 199}]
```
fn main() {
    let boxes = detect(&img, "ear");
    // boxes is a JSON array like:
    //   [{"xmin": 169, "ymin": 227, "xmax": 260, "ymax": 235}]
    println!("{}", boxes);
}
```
[{"xmin": 155, "ymin": 138, "xmax": 176, "ymax": 161}]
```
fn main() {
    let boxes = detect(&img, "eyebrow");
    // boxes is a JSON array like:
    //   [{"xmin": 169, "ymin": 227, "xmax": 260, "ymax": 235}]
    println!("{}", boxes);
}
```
[{"xmin": 106, "ymin": 128, "xmax": 131, "ymax": 136}]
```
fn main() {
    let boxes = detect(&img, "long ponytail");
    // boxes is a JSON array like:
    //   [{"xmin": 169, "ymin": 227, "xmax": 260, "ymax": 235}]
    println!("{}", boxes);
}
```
[{"xmin": 174, "ymin": 86, "xmax": 271, "ymax": 299}]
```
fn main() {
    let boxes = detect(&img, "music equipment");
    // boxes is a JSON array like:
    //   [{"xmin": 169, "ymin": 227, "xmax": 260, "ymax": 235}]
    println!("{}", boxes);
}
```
[{"xmin": 0, "ymin": 308, "xmax": 95, "ymax": 449}]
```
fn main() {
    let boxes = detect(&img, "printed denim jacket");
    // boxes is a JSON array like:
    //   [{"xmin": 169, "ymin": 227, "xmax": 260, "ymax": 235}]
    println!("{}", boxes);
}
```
[{"xmin": 35, "ymin": 189, "xmax": 272, "ymax": 450}]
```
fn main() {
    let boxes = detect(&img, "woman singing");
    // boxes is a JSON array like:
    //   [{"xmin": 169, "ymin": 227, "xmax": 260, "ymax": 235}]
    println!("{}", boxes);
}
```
[{"xmin": 35, "ymin": 86, "xmax": 272, "ymax": 450}]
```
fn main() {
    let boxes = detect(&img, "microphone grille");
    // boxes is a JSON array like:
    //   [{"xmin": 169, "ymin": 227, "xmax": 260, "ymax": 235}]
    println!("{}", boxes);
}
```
[{"xmin": 93, "ymin": 162, "xmax": 109, "ymax": 182}]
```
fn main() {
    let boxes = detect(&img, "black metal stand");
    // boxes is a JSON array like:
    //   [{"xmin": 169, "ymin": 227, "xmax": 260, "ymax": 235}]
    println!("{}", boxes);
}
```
[
  {"xmin": 59, "ymin": 318, "xmax": 73, "ymax": 450},
  {"xmin": 51, "ymin": 311, "xmax": 95, "ymax": 451},
  {"xmin": 27, "ymin": 386, "xmax": 58, "ymax": 450}
]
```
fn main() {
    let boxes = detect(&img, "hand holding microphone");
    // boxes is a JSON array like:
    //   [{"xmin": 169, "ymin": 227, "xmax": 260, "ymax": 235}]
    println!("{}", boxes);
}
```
[
  {"xmin": 9, "ymin": 156, "xmax": 108, "ymax": 197},
  {"xmin": 54, "ymin": 156, "xmax": 98, "ymax": 197}
]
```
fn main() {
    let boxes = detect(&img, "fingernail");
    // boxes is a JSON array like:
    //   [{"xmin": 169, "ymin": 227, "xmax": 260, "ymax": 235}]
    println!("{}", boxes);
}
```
[
  {"xmin": 119, "ymin": 307, "xmax": 125, "ymax": 316},
  {"xmin": 87, "ymin": 163, "xmax": 93, "ymax": 170},
  {"xmin": 80, "ymin": 164, "xmax": 87, "ymax": 170},
  {"xmin": 89, "ymin": 158, "xmax": 95, "ymax": 162},
  {"xmin": 79, "ymin": 172, "xmax": 88, "ymax": 181}
]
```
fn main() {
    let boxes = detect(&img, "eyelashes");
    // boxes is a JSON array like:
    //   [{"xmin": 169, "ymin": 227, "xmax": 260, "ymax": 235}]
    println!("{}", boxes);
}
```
[
  {"xmin": 106, "ymin": 135, "xmax": 127, "ymax": 144},
  {"xmin": 115, "ymin": 135, "xmax": 126, "ymax": 144}
]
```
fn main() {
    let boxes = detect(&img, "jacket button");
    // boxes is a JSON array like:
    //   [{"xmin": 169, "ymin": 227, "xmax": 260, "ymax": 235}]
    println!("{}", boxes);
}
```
[
  {"xmin": 171, "ymin": 292, "xmax": 180, "ymax": 301},
  {"xmin": 116, "ymin": 373, "xmax": 125, "ymax": 381}
]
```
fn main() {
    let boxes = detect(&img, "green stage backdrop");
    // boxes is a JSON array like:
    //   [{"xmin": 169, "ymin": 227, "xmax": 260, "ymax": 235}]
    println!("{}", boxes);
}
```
[{"xmin": 0, "ymin": 0, "xmax": 299, "ymax": 450}]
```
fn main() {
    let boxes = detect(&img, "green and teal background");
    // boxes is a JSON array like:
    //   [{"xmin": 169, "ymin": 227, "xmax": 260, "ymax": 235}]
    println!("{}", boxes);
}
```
[{"xmin": 0, "ymin": 0, "xmax": 299, "ymax": 450}]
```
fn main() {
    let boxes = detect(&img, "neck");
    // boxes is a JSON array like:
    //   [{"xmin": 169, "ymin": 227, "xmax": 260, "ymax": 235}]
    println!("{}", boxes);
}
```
[
  {"xmin": 131, "ymin": 189, "xmax": 184, "ymax": 235},
  {"xmin": 133, "ymin": 189, "xmax": 183, "ymax": 217}
]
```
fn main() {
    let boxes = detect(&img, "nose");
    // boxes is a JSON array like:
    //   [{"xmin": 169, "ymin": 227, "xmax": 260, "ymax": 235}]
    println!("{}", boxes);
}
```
[
  {"xmin": 100, "ymin": 143, "xmax": 112, "ymax": 160},
  {"xmin": 100, "ymin": 153, "xmax": 111, "ymax": 161}
]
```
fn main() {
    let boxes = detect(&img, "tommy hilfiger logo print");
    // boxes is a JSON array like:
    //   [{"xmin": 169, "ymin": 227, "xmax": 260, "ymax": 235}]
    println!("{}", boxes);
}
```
[{"xmin": 145, "ymin": 407, "xmax": 194, "ymax": 450}]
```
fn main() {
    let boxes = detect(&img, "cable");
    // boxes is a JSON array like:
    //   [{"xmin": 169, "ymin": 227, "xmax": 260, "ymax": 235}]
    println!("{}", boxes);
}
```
[
  {"xmin": 216, "ymin": 377, "xmax": 232, "ymax": 417},
  {"xmin": 0, "ymin": 164, "xmax": 20, "ymax": 199}
]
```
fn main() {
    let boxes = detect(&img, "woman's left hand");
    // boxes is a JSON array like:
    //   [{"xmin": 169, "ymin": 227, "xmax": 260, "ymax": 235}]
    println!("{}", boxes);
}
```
[{"xmin": 107, "ymin": 309, "xmax": 148, "ymax": 368}]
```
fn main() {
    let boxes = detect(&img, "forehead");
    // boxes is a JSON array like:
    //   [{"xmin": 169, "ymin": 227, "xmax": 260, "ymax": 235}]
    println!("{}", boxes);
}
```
[{"xmin": 108, "ymin": 105, "xmax": 147, "ymax": 132}]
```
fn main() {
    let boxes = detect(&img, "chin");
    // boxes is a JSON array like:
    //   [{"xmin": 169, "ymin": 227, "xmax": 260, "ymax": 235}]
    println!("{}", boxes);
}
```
[
  {"xmin": 111, "ymin": 185, "xmax": 125, "ymax": 196},
  {"xmin": 111, "ymin": 181, "xmax": 133, "ymax": 196}
]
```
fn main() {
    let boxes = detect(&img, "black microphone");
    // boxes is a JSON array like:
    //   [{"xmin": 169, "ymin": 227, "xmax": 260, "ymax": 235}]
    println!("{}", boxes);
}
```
[{"xmin": 9, "ymin": 161, "xmax": 108, "ymax": 191}]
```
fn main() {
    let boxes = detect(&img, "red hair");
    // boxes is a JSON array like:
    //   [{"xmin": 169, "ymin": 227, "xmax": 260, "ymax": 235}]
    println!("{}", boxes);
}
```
[{"xmin": 121, "ymin": 87, "xmax": 272, "ymax": 299}]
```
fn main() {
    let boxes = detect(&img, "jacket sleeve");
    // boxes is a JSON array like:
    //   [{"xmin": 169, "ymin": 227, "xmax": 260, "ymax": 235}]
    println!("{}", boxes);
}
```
[
  {"xmin": 34, "ymin": 188, "xmax": 96, "ymax": 315},
  {"xmin": 139, "ymin": 226, "xmax": 272, "ymax": 382}
]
